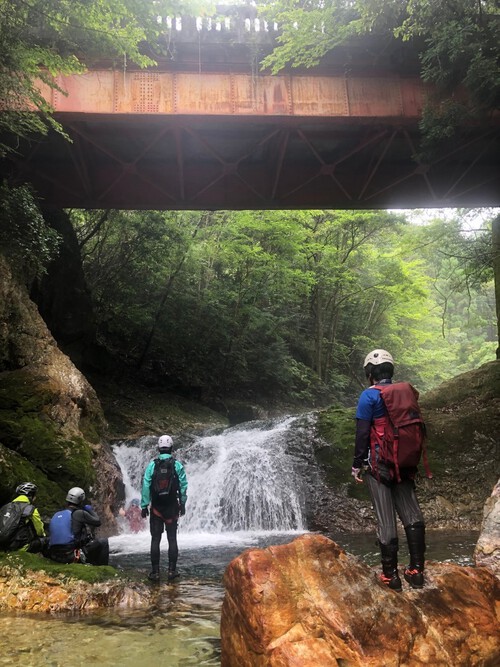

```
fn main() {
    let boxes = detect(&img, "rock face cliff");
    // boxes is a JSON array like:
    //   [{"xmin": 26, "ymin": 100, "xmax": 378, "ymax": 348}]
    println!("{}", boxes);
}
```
[
  {"xmin": 221, "ymin": 533, "xmax": 500, "ymax": 667},
  {"xmin": 418, "ymin": 361, "xmax": 500, "ymax": 527},
  {"xmin": 475, "ymin": 478, "xmax": 500, "ymax": 578},
  {"xmin": 0, "ymin": 253, "xmax": 121, "ymax": 533}
]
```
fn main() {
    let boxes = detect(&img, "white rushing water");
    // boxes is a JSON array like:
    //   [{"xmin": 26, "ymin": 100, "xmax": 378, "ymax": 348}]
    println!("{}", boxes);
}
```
[{"xmin": 111, "ymin": 417, "xmax": 307, "ymax": 554}]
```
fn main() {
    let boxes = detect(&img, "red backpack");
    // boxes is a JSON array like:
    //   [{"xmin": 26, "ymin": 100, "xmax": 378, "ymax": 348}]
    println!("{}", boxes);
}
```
[{"xmin": 370, "ymin": 382, "xmax": 432, "ymax": 482}]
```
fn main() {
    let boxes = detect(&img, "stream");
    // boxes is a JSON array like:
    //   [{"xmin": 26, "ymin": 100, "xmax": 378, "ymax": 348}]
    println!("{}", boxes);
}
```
[{"xmin": 0, "ymin": 417, "xmax": 480, "ymax": 666}]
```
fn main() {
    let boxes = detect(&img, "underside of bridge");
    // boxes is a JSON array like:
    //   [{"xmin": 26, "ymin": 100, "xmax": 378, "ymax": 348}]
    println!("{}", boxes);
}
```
[
  {"xmin": 2, "ymin": 21, "xmax": 499, "ymax": 211},
  {"xmin": 5, "ymin": 113, "xmax": 498, "ymax": 210}
]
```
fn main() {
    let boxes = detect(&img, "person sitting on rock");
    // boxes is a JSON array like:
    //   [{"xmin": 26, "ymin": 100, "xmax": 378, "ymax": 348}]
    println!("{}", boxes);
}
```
[
  {"xmin": 47, "ymin": 487, "xmax": 109, "ymax": 565},
  {"xmin": 0, "ymin": 482, "xmax": 47, "ymax": 553}
]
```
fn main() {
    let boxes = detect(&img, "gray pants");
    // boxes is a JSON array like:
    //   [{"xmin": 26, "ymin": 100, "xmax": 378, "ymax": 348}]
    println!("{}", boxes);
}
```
[{"xmin": 365, "ymin": 464, "xmax": 424, "ymax": 545}]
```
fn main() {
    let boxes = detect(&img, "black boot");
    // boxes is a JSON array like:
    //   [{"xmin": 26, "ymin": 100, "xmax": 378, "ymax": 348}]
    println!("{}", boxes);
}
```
[
  {"xmin": 148, "ymin": 562, "xmax": 160, "ymax": 582},
  {"xmin": 379, "ymin": 538, "xmax": 402, "ymax": 592},
  {"xmin": 167, "ymin": 559, "xmax": 179, "ymax": 582},
  {"xmin": 404, "ymin": 522, "xmax": 426, "ymax": 589}
]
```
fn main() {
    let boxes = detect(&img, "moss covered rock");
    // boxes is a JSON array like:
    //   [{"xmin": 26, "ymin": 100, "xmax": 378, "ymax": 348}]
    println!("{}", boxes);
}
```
[
  {"xmin": 0, "ymin": 551, "xmax": 151, "ymax": 613},
  {"xmin": 419, "ymin": 360, "xmax": 500, "ymax": 527},
  {"xmin": 0, "ymin": 253, "xmax": 120, "ymax": 531}
]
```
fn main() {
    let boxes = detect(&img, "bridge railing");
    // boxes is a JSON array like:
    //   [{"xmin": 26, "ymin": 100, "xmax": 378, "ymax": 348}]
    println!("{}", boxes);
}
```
[
  {"xmin": 160, "ymin": 15, "xmax": 279, "ymax": 34},
  {"xmin": 155, "ymin": 5, "xmax": 282, "ymax": 42}
]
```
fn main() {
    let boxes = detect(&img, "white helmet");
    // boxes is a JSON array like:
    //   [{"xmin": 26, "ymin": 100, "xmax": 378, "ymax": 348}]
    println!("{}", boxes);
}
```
[
  {"xmin": 66, "ymin": 487, "xmax": 86, "ymax": 505},
  {"xmin": 363, "ymin": 349, "xmax": 394, "ymax": 368},
  {"xmin": 158, "ymin": 434, "xmax": 173, "ymax": 450}
]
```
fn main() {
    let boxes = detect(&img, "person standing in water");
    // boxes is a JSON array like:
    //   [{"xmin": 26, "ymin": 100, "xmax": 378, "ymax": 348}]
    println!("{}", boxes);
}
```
[
  {"xmin": 119, "ymin": 498, "xmax": 146, "ymax": 533},
  {"xmin": 141, "ymin": 435, "xmax": 188, "ymax": 582}
]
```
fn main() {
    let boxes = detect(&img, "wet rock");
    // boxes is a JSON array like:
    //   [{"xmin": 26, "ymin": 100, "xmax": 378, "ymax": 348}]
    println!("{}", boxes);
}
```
[
  {"xmin": 0, "ymin": 565, "xmax": 151, "ymax": 613},
  {"xmin": 221, "ymin": 533, "xmax": 500, "ymax": 666},
  {"xmin": 474, "ymin": 478, "xmax": 500, "ymax": 578}
]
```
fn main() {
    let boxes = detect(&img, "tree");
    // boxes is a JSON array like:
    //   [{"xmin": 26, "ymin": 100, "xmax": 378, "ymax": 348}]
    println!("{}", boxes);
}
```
[
  {"xmin": 259, "ymin": 1, "xmax": 500, "ymax": 356},
  {"xmin": 295, "ymin": 210, "xmax": 402, "ymax": 382},
  {"xmin": 72, "ymin": 207, "xmax": 496, "ymax": 403},
  {"xmin": 260, "ymin": 1, "xmax": 500, "ymax": 153},
  {"xmin": 494, "ymin": 214, "xmax": 500, "ymax": 358},
  {"xmin": 0, "ymin": 182, "xmax": 60, "ymax": 284},
  {"xmin": 0, "ymin": 0, "xmax": 202, "ymax": 155},
  {"xmin": 72, "ymin": 208, "xmax": 204, "ymax": 363},
  {"xmin": 383, "ymin": 210, "xmax": 497, "ymax": 383}
]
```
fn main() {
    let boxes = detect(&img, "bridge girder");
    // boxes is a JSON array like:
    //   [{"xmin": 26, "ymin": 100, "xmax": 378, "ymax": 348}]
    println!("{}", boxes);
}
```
[{"xmin": 3, "ymin": 69, "xmax": 499, "ymax": 210}]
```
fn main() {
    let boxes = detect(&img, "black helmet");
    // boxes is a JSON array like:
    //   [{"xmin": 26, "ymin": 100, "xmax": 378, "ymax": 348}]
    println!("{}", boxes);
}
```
[{"xmin": 16, "ymin": 482, "xmax": 37, "ymax": 499}]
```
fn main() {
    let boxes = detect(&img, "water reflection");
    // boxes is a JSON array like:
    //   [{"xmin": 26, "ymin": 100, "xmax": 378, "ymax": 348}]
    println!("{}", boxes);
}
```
[
  {"xmin": 0, "ymin": 577, "xmax": 223, "ymax": 667},
  {"xmin": 331, "ymin": 529, "xmax": 480, "ymax": 567}
]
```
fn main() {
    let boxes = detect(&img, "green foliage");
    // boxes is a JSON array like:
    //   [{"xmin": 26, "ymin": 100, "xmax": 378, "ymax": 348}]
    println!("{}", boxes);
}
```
[
  {"xmin": 72, "ymin": 206, "xmax": 497, "ymax": 405},
  {"xmin": 0, "ymin": 182, "xmax": 60, "ymax": 284},
  {"xmin": 0, "ymin": 0, "xmax": 204, "ymax": 154},
  {"xmin": 259, "ymin": 1, "xmax": 500, "ymax": 152}
]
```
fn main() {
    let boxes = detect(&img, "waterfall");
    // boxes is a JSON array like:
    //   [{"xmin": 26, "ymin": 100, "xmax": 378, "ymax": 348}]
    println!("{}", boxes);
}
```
[
  {"xmin": 113, "ymin": 435, "xmax": 158, "ymax": 507},
  {"xmin": 112, "ymin": 416, "xmax": 307, "ymax": 536}
]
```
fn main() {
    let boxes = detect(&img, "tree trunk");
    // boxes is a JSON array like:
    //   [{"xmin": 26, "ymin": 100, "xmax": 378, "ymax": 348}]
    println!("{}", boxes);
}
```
[{"xmin": 493, "ymin": 214, "xmax": 500, "ymax": 359}]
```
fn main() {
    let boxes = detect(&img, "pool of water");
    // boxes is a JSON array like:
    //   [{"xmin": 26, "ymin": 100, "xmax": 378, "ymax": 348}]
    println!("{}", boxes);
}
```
[{"xmin": 0, "ymin": 529, "xmax": 479, "ymax": 666}]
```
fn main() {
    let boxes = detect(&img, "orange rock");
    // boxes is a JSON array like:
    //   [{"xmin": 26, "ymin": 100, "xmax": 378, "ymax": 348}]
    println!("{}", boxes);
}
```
[
  {"xmin": 0, "ymin": 565, "xmax": 151, "ymax": 613},
  {"xmin": 221, "ymin": 534, "xmax": 500, "ymax": 666}
]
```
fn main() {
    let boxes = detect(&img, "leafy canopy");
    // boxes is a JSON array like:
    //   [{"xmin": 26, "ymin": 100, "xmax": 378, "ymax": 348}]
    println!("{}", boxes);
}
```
[
  {"xmin": 71, "ymin": 207, "xmax": 497, "ymax": 404},
  {"xmin": 259, "ymin": 1, "xmax": 500, "ymax": 154},
  {"xmin": 0, "ymin": 0, "xmax": 205, "ymax": 155}
]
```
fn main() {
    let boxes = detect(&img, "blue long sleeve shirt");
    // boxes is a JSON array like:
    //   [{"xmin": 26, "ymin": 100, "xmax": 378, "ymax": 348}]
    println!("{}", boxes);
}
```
[{"xmin": 141, "ymin": 453, "xmax": 188, "ymax": 509}]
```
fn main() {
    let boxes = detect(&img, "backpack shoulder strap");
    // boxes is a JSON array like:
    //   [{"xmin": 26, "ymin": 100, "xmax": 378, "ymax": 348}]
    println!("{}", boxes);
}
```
[{"xmin": 21, "ymin": 504, "xmax": 35, "ymax": 519}]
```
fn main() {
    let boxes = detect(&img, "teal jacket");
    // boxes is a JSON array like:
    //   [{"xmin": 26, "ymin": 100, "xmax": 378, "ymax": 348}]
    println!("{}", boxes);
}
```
[{"xmin": 141, "ymin": 453, "xmax": 188, "ymax": 509}]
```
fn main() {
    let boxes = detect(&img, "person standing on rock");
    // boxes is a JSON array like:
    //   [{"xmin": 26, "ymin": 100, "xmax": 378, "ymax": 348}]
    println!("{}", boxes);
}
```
[
  {"xmin": 351, "ymin": 349, "xmax": 428, "ymax": 591},
  {"xmin": 141, "ymin": 434, "xmax": 188, "ymax": 582}
]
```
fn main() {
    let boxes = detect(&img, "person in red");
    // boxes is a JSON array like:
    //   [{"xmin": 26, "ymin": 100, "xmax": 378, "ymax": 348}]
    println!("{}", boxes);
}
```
[
  {"xmin": 351, "ymin": 349, "xmax": 426, "ymax": 591},
  {"xmin": 123, "ymin": 498, "xmax": 145, "ymax": 533}
]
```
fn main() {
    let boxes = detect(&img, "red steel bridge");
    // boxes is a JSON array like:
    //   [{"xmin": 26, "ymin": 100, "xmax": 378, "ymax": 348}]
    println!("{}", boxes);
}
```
[{"xmin": 2, "ymin": 11, "xmax": 499, "ymax": 210}]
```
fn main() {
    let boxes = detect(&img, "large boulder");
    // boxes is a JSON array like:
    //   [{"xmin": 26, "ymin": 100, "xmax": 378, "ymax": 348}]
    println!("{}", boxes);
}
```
[
  {"xmin": 221, "ymin": 533, "xmax": 500, "ymax": 666},
  {"xmin": 0, "ymin": 253, "xmax": 120, "ymax": 532},
  {"xmin": 474, "ymin": 478, "xmax": 500, "ymax": 578},
  {"xmin": 418, "ymin": 360, "xmax": 500, "ymax": 528}
]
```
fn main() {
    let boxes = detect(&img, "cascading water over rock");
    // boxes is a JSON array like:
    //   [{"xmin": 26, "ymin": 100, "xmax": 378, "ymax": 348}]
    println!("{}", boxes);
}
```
[{"xmin": 112, "ymin": 416, "xmax": 309, "ymax": 535}]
